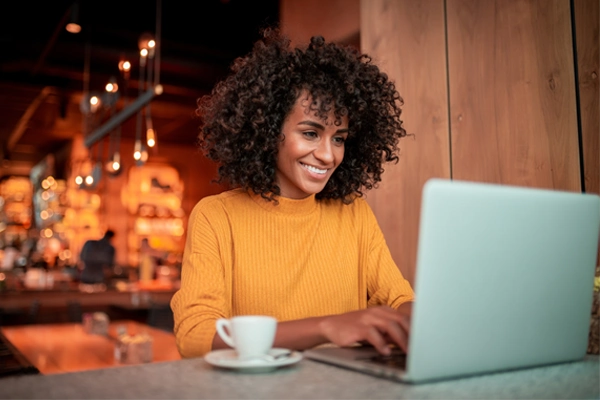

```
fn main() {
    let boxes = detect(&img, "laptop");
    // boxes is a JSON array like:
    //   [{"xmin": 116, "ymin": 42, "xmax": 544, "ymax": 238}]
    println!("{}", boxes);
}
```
[{"xmin": 304, "ymin": 178, "xmax": 600, "ymax": 383}]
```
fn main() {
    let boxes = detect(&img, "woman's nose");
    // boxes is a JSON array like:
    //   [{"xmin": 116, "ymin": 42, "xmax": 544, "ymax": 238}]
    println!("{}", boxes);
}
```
[{"xmin": 313, "ymin": 140, "xmax": 334, "ymax": 163}]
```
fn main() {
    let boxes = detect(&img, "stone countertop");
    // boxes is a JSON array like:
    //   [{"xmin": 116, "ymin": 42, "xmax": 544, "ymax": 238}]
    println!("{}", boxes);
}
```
[{"xmin": 1, "ymin": 354, "xmax": 598, "ymax": 399}]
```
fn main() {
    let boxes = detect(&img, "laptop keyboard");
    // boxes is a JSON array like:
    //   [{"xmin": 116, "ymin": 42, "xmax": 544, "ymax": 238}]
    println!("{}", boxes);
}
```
[{"xmin": 358, "ymin": 351, "xmax": 407, "ymax": 369}]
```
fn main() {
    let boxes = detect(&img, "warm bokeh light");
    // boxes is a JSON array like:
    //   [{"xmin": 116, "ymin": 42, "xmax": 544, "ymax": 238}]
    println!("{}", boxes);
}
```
[
  {"xmin": 60, "ymin": 249, "xmax": 72, "ymax": 260},
  {"xmin": 118, "ymin": 60, "xmax": 131, "ymax": 72},
  {"xmin": 89, "ymin": 96, "xmax": 101, "ymax": 112},
  {"xmin": 41, "ymin": 177, "xmax": 55, "ymax": 190},
  {"xmin": 65, "ymin": 22, "xmax": 81, "ymax": 34},
  {"xmin": 75, "ymin": 176, "xmax": 83, "ymax": 185},
  {"xmin": 105, "ymin": 82, "xmax": 119, "ymax": 92},
  {"xmin": 147, "ymin": 40, "xmax": 156, "ymax": 58},
  {"xmin": 110, "ymin": 152, "xmax": 121, "ymax": 172},
  {"xmin": 85, "ymin": 175, "xmax": 94, "ymax": 185}
]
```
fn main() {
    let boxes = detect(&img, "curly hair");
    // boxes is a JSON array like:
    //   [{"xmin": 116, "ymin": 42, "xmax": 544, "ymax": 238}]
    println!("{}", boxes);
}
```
[{"xmin": 196, "ymin": 27, "xmax": 406, "ymax": 203}]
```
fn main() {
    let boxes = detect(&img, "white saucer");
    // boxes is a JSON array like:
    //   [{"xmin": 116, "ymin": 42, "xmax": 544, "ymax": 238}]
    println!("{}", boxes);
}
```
[{"xmin": 204, "ymin": 348, "xmax": 302, "ymax": 373}]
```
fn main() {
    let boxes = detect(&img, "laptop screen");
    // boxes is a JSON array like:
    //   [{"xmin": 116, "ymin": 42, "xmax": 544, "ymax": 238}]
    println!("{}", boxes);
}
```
[{"xmin": 408, "ymin": 179, "xmax": 600, "ymax": 381}]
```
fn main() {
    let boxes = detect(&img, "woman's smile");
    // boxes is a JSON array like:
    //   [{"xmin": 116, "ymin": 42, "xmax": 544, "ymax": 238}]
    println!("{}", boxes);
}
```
[{"xmin": 301, "ymin": 162, "xmax": 328, "ymax": 176}]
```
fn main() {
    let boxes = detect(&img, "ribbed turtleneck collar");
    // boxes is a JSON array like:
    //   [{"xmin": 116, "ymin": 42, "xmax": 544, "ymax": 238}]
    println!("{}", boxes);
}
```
[{"xmin": 249, "ymin": 191, "xmax": 318, "ymax": 216}]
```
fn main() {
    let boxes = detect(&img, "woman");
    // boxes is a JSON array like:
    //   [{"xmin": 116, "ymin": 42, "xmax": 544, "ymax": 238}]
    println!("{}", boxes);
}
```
[{"xmin": 171, "ymin": 27, "xmax": 414, "ymax": 358}]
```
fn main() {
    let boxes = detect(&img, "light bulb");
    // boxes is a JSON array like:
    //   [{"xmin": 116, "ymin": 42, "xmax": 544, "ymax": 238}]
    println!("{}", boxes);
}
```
[
  {"xmin": 89, "ymin": 95, "xmax": 101, "ymax": 113},
  {"xmin": 66, "ymin": 22, "xmax": 81, "ymax": 34},
  {"xmin": 146, "ymin": 128, "xmax": 156, "ymax": 147},
  {"xmin": 105, "ymin": 82, "xmax": 118, "ymax": 93},
  {"xmin": 118, "ymin": 60, "xmax": 130, "ymax": 71},
  {"xmin": 112, "ymin": 152, "xmax": 121, "ymax": 171},
  {"xmin": 134, "ymin": 140, "xmax": 142, "ymax": 160}
]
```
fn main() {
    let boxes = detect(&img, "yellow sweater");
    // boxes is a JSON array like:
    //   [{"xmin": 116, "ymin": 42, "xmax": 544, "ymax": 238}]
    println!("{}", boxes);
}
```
[{"xmin": 170, "ymin": 189, "xmax": 414, "ymax": 357}]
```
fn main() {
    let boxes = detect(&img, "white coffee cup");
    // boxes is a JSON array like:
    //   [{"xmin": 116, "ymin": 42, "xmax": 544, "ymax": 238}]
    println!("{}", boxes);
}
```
[{"xmin": 215, "ymin": 315, "xmax": 277, "ymax": 360}]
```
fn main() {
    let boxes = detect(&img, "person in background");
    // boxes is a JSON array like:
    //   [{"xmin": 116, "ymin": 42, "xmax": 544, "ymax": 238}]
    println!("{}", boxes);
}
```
[
  {"xmin": 79, "ymin": 230, "xmax": 115, "ymax": 285},
  {"xmin": 171, "ymin": 27, "xmax": 414, "ymax": 358}
]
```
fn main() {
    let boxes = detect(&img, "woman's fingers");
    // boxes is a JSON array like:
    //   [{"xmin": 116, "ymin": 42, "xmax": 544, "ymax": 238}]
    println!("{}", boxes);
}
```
[
  {"xmin": 367, "ymin": 307, "xmax": 409, "ymax": 353},
  {"xmin": 319, "ymin": 305, "xmax": 411, "ymax": 355},
  {"xmin": 377, "ymin": 317, "xmax": 408, "ymax": 353},
  {"xmin": 364, "ymin": 325, "xmax": 391, "ymax": 355}
]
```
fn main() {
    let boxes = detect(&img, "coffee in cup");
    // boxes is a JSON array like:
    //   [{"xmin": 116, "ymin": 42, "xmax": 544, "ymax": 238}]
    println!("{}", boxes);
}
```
[{"xmin": 215, "ymin": 315, "xmax": 277, "ymax": 360}]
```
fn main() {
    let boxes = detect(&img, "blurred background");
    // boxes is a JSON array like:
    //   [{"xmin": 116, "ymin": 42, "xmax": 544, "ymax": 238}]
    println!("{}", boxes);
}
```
[
  {"xmin": 0, "ymin": 0, "xmax": 361, "ymax": 307},
  {"xmin": 0, "ymin": 0, "xmax": 280, "ymax": 176}
]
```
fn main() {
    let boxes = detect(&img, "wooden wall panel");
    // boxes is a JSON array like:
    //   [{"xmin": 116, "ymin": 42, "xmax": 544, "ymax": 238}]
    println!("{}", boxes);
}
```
[
  {"xmin": 573, "ymin": 0, "xmax": 599, "ymax": 265},
  {"xmin": 446, "ymin": 0, "xmax": 581, "ymax": 191},
  {"xmin": 279, "ymin": 0, "xmax": 360, "ymax": 46},
  {"xmin": 574, "ymin": 0, "xmax": 599, "ymax": 196},
  {"xmin": 361, "ymin": 0, "xmax": 450, "ymax": 284}
]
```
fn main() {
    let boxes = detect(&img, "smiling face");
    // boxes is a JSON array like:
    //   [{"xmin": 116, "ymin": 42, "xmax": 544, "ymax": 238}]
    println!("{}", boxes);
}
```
[{"xmin": 275, "ymin": 93, "xmax": 349, "ymax": 199}]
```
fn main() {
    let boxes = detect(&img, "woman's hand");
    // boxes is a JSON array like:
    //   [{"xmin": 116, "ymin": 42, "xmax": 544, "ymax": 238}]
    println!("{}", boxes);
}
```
[
  {"xmin": 238, "ymin": 302, "xmax": 413, "ymax": 356},
  {"xmin": 318, "ymin": 303, "xmax": 412, "ymax": 355}
]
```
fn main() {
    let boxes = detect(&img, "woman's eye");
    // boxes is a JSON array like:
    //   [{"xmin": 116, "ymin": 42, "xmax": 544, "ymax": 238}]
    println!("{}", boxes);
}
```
[
  {"xmin": 333, "ymin": 136, "xmax": 346, "ymax": 145},
  {"xmin": 303, "ymin": 131, "xmax": 318, "ymax": 138}
]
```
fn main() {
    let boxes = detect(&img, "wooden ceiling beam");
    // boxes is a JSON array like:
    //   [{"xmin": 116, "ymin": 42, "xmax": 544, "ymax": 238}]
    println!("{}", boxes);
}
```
[{"xmin": 7, "ymin": 87, "xmax": 59, "ymax": 151}]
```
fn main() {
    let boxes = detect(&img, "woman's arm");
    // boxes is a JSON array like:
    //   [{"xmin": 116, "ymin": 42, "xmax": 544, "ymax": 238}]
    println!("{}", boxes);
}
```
[{"xmin": 212, "ymin": 302, "xmax": 412, "ymax": 355}]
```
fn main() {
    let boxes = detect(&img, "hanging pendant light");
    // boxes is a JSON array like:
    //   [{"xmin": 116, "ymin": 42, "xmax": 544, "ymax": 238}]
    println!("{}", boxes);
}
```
[
  {"xmin": 133, "ymin": 139, "xmax": 142, "ymax": 161},
  {"xmin": 65, "ymin": 1, "xmax": 81, "ymax": 34}
]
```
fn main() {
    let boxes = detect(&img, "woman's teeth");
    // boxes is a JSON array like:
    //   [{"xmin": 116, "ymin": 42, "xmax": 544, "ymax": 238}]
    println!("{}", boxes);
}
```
[{"xmin": 303, "ymin": 164, "xmax": 327, "ymax": 174}]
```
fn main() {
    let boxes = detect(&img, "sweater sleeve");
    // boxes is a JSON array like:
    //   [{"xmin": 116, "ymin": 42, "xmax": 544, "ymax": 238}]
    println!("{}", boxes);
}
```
[
  {"xmin": 170, "ymin": 199, "xmax": 231, "ymax": 358},
  {"xmin": 361, "ymin": 200, "xmax": 415, "ymax": 308}
]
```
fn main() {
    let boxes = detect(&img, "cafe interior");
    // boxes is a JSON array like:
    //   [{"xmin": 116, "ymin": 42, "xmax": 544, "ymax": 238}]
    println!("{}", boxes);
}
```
[
  {"xmin": 0, "ymin": 0, "xmax": 289, "ymax": 376},
  {"xmin": 1, "ymin": 0, "xmax": 598, "ymax": 396}
]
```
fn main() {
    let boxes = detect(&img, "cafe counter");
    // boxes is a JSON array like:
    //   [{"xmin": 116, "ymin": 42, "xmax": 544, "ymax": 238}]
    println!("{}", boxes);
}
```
[
  {"xmin": 0, "ymin": 280, "xmax": 178, "ymax": 309},
  {"xmin": 1, "ymin": 353, "xmax": 598, "ymax": 399}
]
